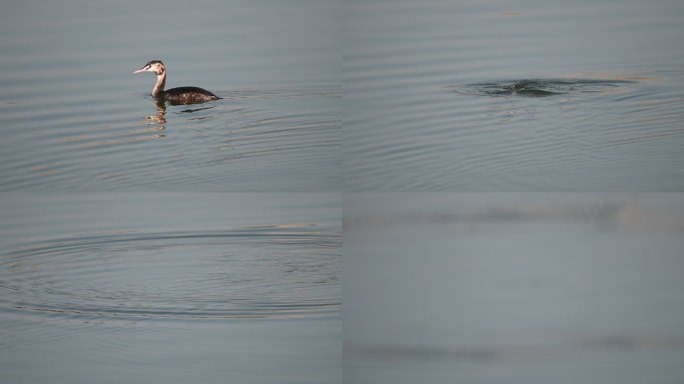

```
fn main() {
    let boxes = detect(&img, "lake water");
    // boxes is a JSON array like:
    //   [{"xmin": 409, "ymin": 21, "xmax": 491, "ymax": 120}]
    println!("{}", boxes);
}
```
[
  {"xmin": 344, "ymin": 194, "xmax": 684, "ymax": 383},
  {"xmin": 0, "ymin": 193, "xmax": 341, "ymax": 383},
  {"xmin": 3, "ymin": 0, "xmax": 684, "ymax": 382},
  {"xmin": 344, "ymin": 0, "xmax": 684, "ymax": 191},
  {"xmin": 0, "ymin": 0, "xmax": 340, "ymax": 191},
  {"xmin": 0, "ymin": 1, "xmax": 341, "ymax": 382}
]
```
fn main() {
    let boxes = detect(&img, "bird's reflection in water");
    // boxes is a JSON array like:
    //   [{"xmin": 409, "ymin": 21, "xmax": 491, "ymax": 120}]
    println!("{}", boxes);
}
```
[
  {"xmin": 145, "ymin": 99, "xmax": 217, "ymax": 126},
  {"xmin": 145, "ymin": 99, "xmax": 168, "ymax": 126}
]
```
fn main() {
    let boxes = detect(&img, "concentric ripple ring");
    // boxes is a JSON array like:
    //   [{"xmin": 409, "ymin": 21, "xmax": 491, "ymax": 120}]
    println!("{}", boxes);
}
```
[{"xmin": 0, "ymin": 228, "xmax": 341, "ymax": 320}]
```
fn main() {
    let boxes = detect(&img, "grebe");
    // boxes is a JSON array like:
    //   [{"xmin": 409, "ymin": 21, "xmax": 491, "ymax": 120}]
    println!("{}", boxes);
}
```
[{"xmin": 133, "ymin": 60, "xmax": 220, "ymax": 105}]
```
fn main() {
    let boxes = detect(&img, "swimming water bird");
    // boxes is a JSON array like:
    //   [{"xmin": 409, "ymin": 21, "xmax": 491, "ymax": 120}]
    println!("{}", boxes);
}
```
[{"xmin": 133, "ymin": 60, "xmax": 220, "ymax": 105}]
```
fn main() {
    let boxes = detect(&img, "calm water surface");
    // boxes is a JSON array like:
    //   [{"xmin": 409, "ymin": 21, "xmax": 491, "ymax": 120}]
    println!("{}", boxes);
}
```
[
  {"xmin": 0, "ymin": 0, "xmax": 340, "ymax": 191},
  {"xmin": 0, "ymin": 193, "xmax": 341, "ymax": 383},
  {"xmin": 344, "ymin": 0, "xmax": 684, "ymax": 191},
  {"xmin": 344, "ymin": 194, "xmax": 684, "ymax": 383}
]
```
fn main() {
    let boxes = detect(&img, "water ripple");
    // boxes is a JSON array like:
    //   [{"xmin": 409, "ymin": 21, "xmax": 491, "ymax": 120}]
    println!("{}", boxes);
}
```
[
  {"xmin": 450, "ymin": 78, "xmax": 637, "ymax": 97},
  {"xmin": 0, "ymin": 85, "xmax": 340, "ymax": 191},
  {"xmin": 0, "ymin": 228, "xmax": 341, "ymax": 321}
]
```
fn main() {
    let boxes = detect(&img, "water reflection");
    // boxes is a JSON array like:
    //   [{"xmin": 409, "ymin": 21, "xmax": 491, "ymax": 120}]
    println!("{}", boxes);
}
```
[
  {"xmin": 146, "ymin": 99, "xmax": 168, "ymax": 124},
  {"xmin": 144, "ymin": 99, "xmax": 220, "ymax": 131}
]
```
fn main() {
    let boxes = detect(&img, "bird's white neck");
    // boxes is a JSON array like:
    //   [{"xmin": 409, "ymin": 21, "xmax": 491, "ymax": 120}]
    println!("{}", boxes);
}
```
[{"xmin": 152, "ymin": 71, "xmax": 166, "ymax": 97}]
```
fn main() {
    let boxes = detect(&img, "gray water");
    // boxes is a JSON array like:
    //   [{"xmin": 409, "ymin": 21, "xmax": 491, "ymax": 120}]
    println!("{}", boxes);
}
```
[
  {"xmin": 0, "ymin": 1, "xmax": 342, "ymax": 382},
  {"xmin": 0, "ymin": 193, "xmax": 341, "ymax": 383},
  {"xmin": 344, "ymin": 194, "xmax": 684, "ymax": 383},
  {"xmin": 0, "ymin": 0, "xmax": 340, "ymax": 191},
  {"xmin": 2, "ymin": 0, "xmax": 684, "ymax": 382},
  {"xmin": 344, "ymin": 0, "xmax": 684, "ymax": 191}
]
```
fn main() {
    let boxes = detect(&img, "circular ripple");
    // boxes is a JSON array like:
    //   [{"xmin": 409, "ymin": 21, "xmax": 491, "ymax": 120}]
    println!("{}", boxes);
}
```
[
  {"xmin": 451, "ymin": 78, "xmax": 637, "ymax": 97},
  {"xmin": 0, "ymin": 228, "xmax": 340, "ymax": 320}
]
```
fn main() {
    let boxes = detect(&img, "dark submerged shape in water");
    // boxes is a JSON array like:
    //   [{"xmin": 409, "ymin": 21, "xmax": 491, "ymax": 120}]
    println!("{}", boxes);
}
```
[
  {"xmin": 471, "ymin": 79, "xmax": 565, "ymax": 97},
  {"xmin": 133, "ymin": 60, "xmax": 220, "ymax": 105},
  {"xmin": 454, "ymin": 78, "xmax": 634, "ymax": 98},
  {"xmin": 495, "ymin": 80, "xmax": 563, "ymax": 96}
]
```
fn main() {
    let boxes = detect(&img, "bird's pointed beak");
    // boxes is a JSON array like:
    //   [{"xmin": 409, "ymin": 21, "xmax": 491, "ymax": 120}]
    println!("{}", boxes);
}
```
[{"xmin": 133, "ymin": 67, "xmax": 148, "ymax": 74}]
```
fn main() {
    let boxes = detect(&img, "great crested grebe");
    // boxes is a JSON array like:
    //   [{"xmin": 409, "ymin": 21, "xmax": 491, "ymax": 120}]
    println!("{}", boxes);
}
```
[{"xmin": 133, "ymin": 60, "xmax": 220, "ymax": 105}]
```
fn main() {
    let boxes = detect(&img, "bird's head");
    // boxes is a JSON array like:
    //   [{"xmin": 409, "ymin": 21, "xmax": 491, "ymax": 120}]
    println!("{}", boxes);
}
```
[{"xmin": 133, "ymin": 60, "xmax": 165, "ymax": 76}]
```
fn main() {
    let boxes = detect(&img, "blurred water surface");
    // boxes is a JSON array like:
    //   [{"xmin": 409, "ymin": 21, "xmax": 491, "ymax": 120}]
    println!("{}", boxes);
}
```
[
  {"xmin": 344, "ymin": 0, "xmax": 684, "ymax": 191},
  {"xmin": 344, "ymin": 193, "xmax": 684, "ymax": 383},
  {"xmin": 0, "ymin": 0, "xmax": 340, "ymax": 191},
  {"xmin": 0, "ymin": 193, "xmax": 341, "ymax": 384}
]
